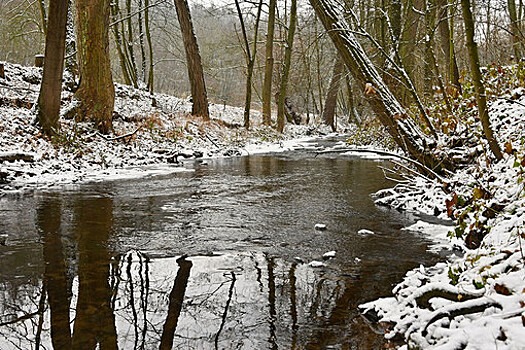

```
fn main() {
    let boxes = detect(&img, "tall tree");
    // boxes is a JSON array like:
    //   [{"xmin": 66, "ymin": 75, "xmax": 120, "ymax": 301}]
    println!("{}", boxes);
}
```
[
  {"xmin": 508, "ymin": 0, "xmax": 524, "ymax": 58},
  {"xmin": 437, "ymin": 0, "xmax": 461, "ymax": 92},
  {"xmin": 322, "ymin": 56, "xmax": 344, "ymax": 131},
  {"xmin": 174, "ymin": 0, "xmax": 210, "ymax": 119},
  {"xmin": 36, "ymin": 0, "xmax": 69, "ymax": 135},
  {"xmin": 460, "ymin": 0, "xmax": 503, "ymax": 161},
  {"xmin": 310, "ymin": 0, "xmax": 450, "ymax": 172},
  {"xmin": 276, "ymin": 0, "xmax": 298, "ymax": 133},
  {"xmin": 75, "ymin": 0, "xmax": 115, "ymax": 134},
  {"xmin": 262, "ymin": 0, "xmax": 277, "ymax": 126},
  {"xmin": 235, "ymin": 0, "xmax": 263, "ymax": 129}
]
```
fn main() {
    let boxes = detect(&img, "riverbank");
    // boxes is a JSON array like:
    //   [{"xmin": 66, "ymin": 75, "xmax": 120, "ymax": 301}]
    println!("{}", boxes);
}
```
[
  {"xmin": 1, "ymin": 61, "xmax": 350, "ymax": 194},
  {"xmin": 358, "ymin": 92, "xmax": 525, "ymax": 348}
]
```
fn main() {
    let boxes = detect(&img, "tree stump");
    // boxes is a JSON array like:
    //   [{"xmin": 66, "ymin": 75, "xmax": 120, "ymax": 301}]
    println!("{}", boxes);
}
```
[
  {"xmin": 35, "ymin": 54, "xmax": 45, "ymax": 67},
  {"xmin": 0, "ymin": 63, "xmax": 4, "ymax": 78}
]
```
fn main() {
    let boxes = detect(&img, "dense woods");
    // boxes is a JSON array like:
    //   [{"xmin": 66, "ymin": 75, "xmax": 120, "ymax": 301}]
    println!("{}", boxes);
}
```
[{"xmin": 3, "ymin": 0, "xmax": 524, "ymax": 132}]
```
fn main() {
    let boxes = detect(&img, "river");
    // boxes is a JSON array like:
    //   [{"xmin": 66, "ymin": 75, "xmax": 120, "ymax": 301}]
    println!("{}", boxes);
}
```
[{"xmin": 0, "ymin": 149, "xmax": 443, "ymax": 349}]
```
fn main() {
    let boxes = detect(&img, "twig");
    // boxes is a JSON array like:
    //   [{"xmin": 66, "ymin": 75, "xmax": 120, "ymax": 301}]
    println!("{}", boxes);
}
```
[
  {"xmin": 316, "ymin": 147, "xmax": 446, "ymax": 182},
  {"xmin": 98, "ymin": 126, "xmax": 142, "ymax": 141}
]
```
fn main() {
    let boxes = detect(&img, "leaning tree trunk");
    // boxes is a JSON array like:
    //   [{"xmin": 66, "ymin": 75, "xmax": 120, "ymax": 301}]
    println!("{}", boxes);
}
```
[
  {"xmin": 460, "ymin": 0, "xmax": 503, "ymax": 161},
  {"xmin": 310, "ymin": 0, "xmax": 450, "ymax": 172},
  {"xmin": 75, "ymin": 0, "xmax": 115, "ymax": 134},
  {"xmin": 174, "ymin": 0, "xmax": 209, "ymax": 119},
  {"xmin": 36, "ymin": 0, "xmax": 69, "ymax": 136}
]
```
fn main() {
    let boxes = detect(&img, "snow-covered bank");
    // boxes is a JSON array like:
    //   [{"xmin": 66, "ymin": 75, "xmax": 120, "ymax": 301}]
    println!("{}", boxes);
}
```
[
  {"xmin": 0, "ymin": 62, "xmax": 341, "ymax": 194},
  {"xmin": 360, "ymin": 93, "xmax": 525, "ymax": 349}
]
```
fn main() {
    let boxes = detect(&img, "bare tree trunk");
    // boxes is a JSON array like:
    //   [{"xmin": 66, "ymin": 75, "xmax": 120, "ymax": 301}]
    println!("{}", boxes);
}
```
[
  {"xmin": 174, "ymin": 0, "xmax": 210, "ymax": 119},
  {"xmin": 437, "ymin": 0, "xmax": 461, "ymax": 92},
  {"xmin": 125, "ymin": 0, "xmax": 139, "ymax": 86},
  {"xmin": 277, "ymin": 0, "xmax": 297, "ymax": 133},
  {"xmin": 38, "ymin": 0, "xmax": 48, "ymax": 36},
  {"xmin": 145, "ymin": 0, "xmax": 155, "ymax": 92},
  {"xmin": 110, "ymin": 1, "xmax": 133, "ymax": 86},
  {"xmin": 508, "ymin": 0, "xmax": 524, "ymax": 58},
  {"xmin": 262, "ymin": 0, "xmax": 277, "ymax": 126},
  {"xmin": 75, "ymin": 0, "xmax": 115, "ymax": 134},
  {"xmin": 138, "ymin": 0, "xmax": 147, "ymax": 83},
  {"xmin": 322, "ymin": 56, "xmax": 344, "ymax": 131},
  {"xmin": 345, "ymin": 74, "xmax": 361, "ymax": 125},
  {"xmin": 36, "ymin": 0, "xmax": 69, "ymax": 136},
  {"xmin": 235, "ymin": 0, "xmax": 263, "ymax": 129},
  {"xmin": 424, "ymin": 0, "xmax": 436, "ymax": 101},
  {"xmin": 310, "ymin": 0, "xmax": 450, "ymax": 172},
  {"xmin": 460, "ymin": 0, "xmax": 503, "ymax": 160}
]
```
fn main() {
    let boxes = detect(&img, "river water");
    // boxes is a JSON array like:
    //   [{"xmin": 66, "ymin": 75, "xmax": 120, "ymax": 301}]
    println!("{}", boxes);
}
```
[{"xmin": 0, "ymin": 149, "xmax": 443, "ymax": 349}]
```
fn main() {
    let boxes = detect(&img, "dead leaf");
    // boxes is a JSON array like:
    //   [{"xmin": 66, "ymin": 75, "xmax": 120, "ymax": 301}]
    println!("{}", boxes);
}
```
[
  {"xmin": 504, "ymin": 141, "xmax": 514, "ymax": 154},
  {"xmin": 445, "ymin": 192, "xmax": 458, "ymax": 218},
  {"xmin": 494, "ymin": 283, "xmax": 512, "ymax": 295}
]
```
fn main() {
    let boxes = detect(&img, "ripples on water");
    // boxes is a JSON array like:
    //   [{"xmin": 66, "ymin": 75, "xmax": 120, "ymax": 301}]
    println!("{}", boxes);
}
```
[{"xmin": 0, "ymin": 152, "xmax": 441, "ymax": 349}]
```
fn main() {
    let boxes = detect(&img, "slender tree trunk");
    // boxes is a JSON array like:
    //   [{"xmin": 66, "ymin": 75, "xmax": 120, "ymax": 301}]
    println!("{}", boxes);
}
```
[
  {"xmin": 508, "ymin": 0, "xmax": 524, "ymax": 58},
  {"xmin": 310, "ymin": 0, "xmax": 450, "ymax": 172},
  {"xmin": 322, "ymin": 57, "xmax": 344, "ymax": 131},
  {"xmin": 235, "ymin": 0, "xmax": 263, "ymax": 129},
  {"xmin": 399, "ymin": 0, "xmax": 423, "ymax": 102},
  {"xmin": 174, "ymin": 0, "xmax": 209, "ymax": 119},
  {"xmin": 75, "ymin": 0, "xmax": 115, "ymax": 134},
  {"xmin": 437, "ymin": 0, "xmax": 461, "ymax": 92},
  {"xmin": 424, "ymin": 0, "xmax": 436, "ymax": 101},
  {"xmin": 125, "ymin": 0, "xmax": 139, "ymax": 86},
  {"xmin": 277, "ymin": 0, "xmax": 297, "ymax": 133},
  {"xmin": 345, "ymin": 74, "xmax": 361, "ymax": 125},
  {"xmin": 37, "ymin": 0, "xmax": 69, "ymax": 136},
  {"xmin": 38, "ymin": 0, "xmax": 48, "ymax": 36},
  {"xmin": 262, "ymin": 0, "xmax": 277, "ymax": 125},
  {"xmin": 138, "ymin": 0, "xmax": 147, "ymax": 83},
  {"xmin": 110, "ymin": 1, "xmax": 132, "ymax": 86},
  {"xmin": 145, "ymin": 0, "xmax": 155, "ymax": 92},
  {"xmin": 460, "ymin": 0, "xmax": 503, "ymax": 160}
]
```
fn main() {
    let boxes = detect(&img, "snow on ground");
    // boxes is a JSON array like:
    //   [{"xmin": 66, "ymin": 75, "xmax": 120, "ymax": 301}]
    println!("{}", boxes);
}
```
[
  {"xmin": 0, "ymin": 61, "xmax": 339, "ymax": 193},
  {"xmin": 360, "ymin": 93, "xmax": 525, "ymax": 349}
]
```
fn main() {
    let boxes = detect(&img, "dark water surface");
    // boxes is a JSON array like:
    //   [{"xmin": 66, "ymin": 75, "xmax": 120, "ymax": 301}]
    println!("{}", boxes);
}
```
[{"xmin": 0, "ymin": 151, "xmax": 442, "ymax": 349}]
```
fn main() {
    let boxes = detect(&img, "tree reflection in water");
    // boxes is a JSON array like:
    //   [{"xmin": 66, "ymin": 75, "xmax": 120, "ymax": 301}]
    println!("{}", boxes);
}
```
[
  {"xmin": 71, "ymin": 195, "xmax": 118, "ymax": 349},
  {"xmin": 1, "ymin": 194, "xmax": 397, "ymax": 349}
]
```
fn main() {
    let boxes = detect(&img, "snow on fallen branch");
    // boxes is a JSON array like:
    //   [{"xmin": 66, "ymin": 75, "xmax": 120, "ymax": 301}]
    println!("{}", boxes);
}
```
[{"xmin": 316, "ymin": 147, "xmax": 447, "ymax": 182}]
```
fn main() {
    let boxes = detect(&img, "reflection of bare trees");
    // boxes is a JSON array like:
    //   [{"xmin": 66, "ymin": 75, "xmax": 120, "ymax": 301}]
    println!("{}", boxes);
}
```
[
  {"xmin": 71, "ymin": 196, "xmax": 118, "ymax": 349},
  {"xmin": 39, "ymin": 194, "xmax": 72, "ymax": 349},
  {"xmin": 214, "ymin": 271, "xmax": 235, "ymax": 350},
  {"xmin": 266, "ymin": 255, "xmax": 278, "ymax": 350},
  {"xmin": 160, "ymin": 256, "xmax": 192, "ymax": 350}
]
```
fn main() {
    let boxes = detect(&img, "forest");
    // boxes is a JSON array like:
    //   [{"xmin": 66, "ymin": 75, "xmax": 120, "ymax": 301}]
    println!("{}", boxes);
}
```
[{"xmin": 1, "ymin": 0, "xmax": 525, "ymax": 349}]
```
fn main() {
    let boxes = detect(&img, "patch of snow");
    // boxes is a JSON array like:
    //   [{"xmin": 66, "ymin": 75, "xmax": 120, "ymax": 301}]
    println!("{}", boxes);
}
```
[
  {"xmin": 322, "ymin": 250, "xmax": 336, "ymax": 259},
  {"xmin": 308, "ymin": 260, "xmax": 326, "ymax": 268},
  {"xmin": 314, "ymin": 223, "xmax": 327, "ymax": 231}
]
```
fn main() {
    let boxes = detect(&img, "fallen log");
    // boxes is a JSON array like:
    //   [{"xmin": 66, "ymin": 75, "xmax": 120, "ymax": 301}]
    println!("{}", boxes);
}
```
[{"xmin": 0, "ymin": 152, "xmax": 35, "ymax": 163}]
